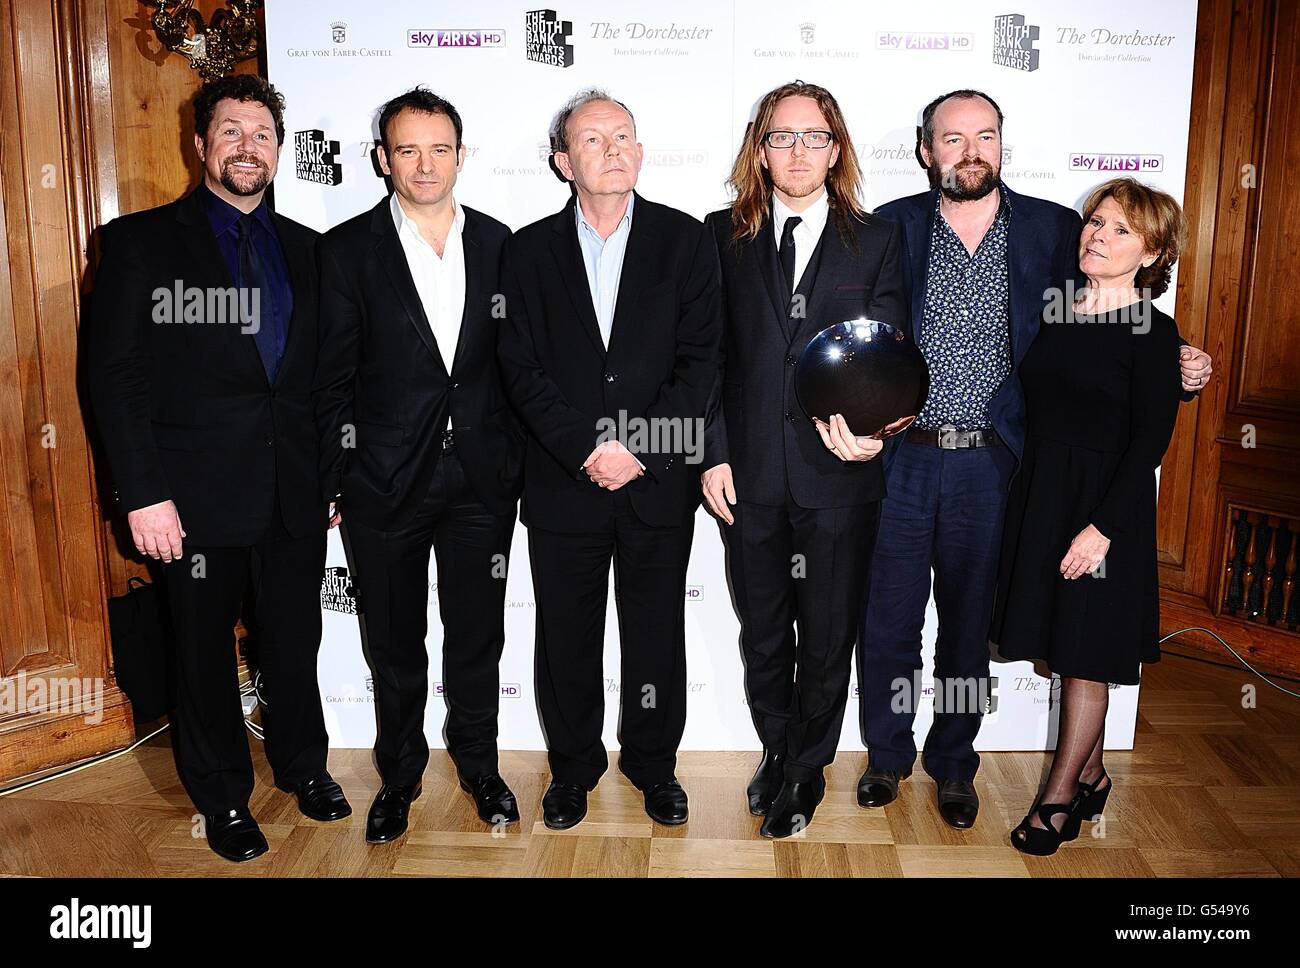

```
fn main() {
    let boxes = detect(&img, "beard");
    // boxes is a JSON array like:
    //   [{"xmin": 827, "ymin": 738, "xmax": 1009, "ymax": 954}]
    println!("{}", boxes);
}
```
[
  {"xmin": 770, "ymin": 168, "xmax": 826, "ymax": 201},
  {"xmin": 931, "ymin": 159, "xmax": 999, "ymax": 202},
  {"xmin": 219, "ymin": 154, "xmax": 271, "ymax": 197}
]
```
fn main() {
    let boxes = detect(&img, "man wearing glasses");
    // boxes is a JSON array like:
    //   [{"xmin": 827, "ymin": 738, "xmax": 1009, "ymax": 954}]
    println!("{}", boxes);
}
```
[{"xmin": 701, "ymin": 81, "xmax": 906, "ymax": 838}]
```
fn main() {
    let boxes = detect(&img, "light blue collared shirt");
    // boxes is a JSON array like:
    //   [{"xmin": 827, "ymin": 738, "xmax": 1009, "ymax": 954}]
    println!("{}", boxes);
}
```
[{"xmin": 575, "ymin": 192, "xmax": 634, "ymax": 348}]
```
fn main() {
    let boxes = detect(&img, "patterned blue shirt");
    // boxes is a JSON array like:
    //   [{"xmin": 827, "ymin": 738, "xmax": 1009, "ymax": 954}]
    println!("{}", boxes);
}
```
[{"xmin": 915, "ymin": 188, "xmax": 1012, "ymax": 430}]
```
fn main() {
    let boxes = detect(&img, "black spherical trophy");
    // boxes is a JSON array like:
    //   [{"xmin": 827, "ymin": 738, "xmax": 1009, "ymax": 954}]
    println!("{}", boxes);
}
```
[{"xmin": 795, "ymin": 320, "xmax": 929, "ymax": 438}]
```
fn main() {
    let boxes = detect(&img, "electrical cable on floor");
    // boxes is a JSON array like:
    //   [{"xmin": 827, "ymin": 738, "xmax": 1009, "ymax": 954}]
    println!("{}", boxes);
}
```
[
  {"xmin": 0, "ymin": 722, "xmax": 171, "ymax": 798},
  {"xmin": 0, "ymin": 668, "xmax": 268, "ymax": 797},
  {"xmin": 1159, "ymin": 626, "xmax": 1300, "ymax": 699}
]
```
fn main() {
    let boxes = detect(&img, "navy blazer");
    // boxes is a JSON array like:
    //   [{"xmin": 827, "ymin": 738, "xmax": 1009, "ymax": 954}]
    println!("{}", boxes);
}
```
[{"xmin": 874, "ymin": 184, "xmax": 1082, "ymax": 470}]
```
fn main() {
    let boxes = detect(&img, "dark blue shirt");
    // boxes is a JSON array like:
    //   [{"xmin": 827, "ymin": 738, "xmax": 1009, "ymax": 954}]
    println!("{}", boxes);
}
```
[
  {"xmin": 915, "ymin": 186, "xmax": 1012, "ymax": 430},
  {"xmin": 199, "ymin": 182, "xmax": 293, "ymax": 379}
]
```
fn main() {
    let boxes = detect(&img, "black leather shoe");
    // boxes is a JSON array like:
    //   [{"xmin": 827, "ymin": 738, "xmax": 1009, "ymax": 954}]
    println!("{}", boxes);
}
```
[
  {"xmin": 365, "ymin": 783, "xmax": 422, "ymax": 844},
  {"xmin": 759, "ymin": 777, "xmax": 826, "ymax": 839},
  {"xmin": 542, "ymin": 781, "xmax": 588, "ymax": 830},
  {"xmin": 937, "ymin": 779, "xmax": 979, "ymax": 829},
  {"xmin": 643, "ymin": 780, "xmax": 689, "ymax": 825},
  {"xmin": 857, "ymin": 764, "xmax": 912, "ymax": 808},
  {"xmin": 204, "ymin": 808, "xmax": 268, "ymax": 863},
  {"xmin": 459, "ymin": 773, "xmax": 520, "ymax": 826},
  {"xmin": 291, "ymin": 772, "xmax": 352, "ymax": 822},
  {"xmin": 746, "ymin": 749, "xmax": 785, "ymax": 816}
]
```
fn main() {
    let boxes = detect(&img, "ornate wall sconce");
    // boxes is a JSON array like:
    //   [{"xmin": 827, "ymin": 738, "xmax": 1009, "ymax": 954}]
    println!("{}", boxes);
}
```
[{"xmin": 145, "ymin": 0, "xmax": 263, "ymax": 80}]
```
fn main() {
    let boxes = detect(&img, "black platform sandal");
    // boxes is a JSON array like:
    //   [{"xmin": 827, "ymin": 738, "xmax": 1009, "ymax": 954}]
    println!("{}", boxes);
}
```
[
  {"xmin": 1010, "ymin": 796, "xmax": 1078, "ymax": 856},
  {"xmin": 1062, "ymin": 769, "xmax": 1112, "ymax": 840}
]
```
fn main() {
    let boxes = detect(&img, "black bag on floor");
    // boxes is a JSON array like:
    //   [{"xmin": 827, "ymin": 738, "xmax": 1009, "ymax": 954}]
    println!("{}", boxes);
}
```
[{"xmin": 106, "ymin": 576, "xmax": 174, "ymax": 722}]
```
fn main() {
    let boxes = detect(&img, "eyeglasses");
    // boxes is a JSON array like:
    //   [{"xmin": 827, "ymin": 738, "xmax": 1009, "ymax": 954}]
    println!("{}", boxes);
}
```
[{"xmin": 763, "ymin": 130, "xmax": 834, "ymax": 150}]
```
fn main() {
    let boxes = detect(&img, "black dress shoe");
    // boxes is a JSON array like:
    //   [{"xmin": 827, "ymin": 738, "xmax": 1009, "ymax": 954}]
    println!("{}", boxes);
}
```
[
  {"xmin": 458, "ymin": 772, "xmax": 520, "ymax": 826},
  {"xmin": 937, "ymin": 779, "xmax": 979, "ymax": 829},
  {"xmin": 365, "ymin": 783, "xmax": 422, "ymax": 844},
  {"xmin": 204, "ymin": 808, "xmax": 269, "ymax": 863},
  {"xmin": 542, "ymin": 781, "xmax": 588, "ymax": 831},
  {"xmin": 759, "ymin": 777, "xmax": 826, "ymax": 839},
  {"xmin": 746, "ymin": 750, "xmax": 785, "ymax": 816},
  {"xmin": 291, "ymin": 772, "xmax": 352, "ymax": 822},
  {"xmin": 857, "ymin": 764, "xmax": 912, "ymax": 808},
  {"xmin": 643, "ymin": 780, "xmax": 689, "ymax": 825}
]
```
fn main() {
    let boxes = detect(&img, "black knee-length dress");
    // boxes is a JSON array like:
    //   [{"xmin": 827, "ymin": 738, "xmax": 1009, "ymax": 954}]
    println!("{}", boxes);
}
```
[{"xmin": 991, "ymin": 299, "xmax": 1183, "ymax": 685}]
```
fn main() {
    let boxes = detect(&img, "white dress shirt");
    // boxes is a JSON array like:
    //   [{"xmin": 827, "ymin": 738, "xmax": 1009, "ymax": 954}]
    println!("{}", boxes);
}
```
[
  {"xmin": 575, "ymin": 192, "xmax": 634, "ymax": 348},
  {"xmin": 772, "ymin": 189, "xmax": 829, "ymax": 290},
  {"xmin": 391, "ymin": 192, "xmax": 466, "ymax": 429}
]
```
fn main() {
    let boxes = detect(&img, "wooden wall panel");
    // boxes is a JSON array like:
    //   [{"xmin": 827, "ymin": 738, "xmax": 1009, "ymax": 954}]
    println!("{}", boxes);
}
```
[
  {"xmin": 0, "ymin": 0, "xmax": 134, "ymax": 781},
  {"xmin": 1158, "ymin": 0, "xmax": 1300, "ymax": 678},
  {"xmin": 1235, "ymin": 2, "xmax": 1300, "ymax": 421}
]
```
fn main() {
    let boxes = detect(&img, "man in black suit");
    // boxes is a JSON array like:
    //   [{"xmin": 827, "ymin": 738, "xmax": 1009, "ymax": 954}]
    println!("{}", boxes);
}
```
[
  {"xmin": 498, "ymin": 88, "xmax": 721, "ymax": 830},
  {"xmin": 701, "ymin": 81, "xmax": 907, "ymax": 838},
  {"xmin": 88, "ymin": 75, "xmax": 350, "ymax": 863},
  {"xmin": 857, "ymin": 89, "xmax": 1214, "ymax": 830},
  {"xmin": 314, "ymin": 89, "xmax": 525, "ymax": 843}
]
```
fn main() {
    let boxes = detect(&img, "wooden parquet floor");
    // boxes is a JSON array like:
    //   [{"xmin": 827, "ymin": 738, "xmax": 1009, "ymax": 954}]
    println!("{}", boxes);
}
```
[{"xmin": 1, "ymin": 652, "xmax": 1297, "ymax": 877}]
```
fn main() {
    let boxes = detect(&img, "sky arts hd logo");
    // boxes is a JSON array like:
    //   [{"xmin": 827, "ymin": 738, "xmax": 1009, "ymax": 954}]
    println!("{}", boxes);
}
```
[
  {"xmin": 993, "ymin": 13, "xmax": 1040, "ymax": 71},
  {"xmin": 1070, "ymin": 153, "xmax": 1164, "ymax": 173},
  {"xmin": 526, "ymin": 9, "xmax": 574, "ymax": 67},
  {"xmin": 408, "ymin": 29, "xmax": 506, "ymax": 48}
]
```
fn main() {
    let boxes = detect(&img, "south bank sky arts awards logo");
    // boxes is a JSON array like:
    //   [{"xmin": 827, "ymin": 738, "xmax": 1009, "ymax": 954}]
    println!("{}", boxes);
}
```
[
  {"xmin": 321, "ymin": 566, "xmax": 357, "ymax": 614},
  {"xmin": 294, "ymin": 129, "xmax": 342, "ymax": 186},
  {"xmin": 993, "ymin": 13, "xmax": 1040, "ymax": 72},
  {"xmin": 526, "ymin": 9, "xmax": 574, "ymax": 67}
]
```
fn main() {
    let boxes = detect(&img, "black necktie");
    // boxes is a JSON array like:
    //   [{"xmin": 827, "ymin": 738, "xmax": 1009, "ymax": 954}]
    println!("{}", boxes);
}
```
[
  {"xmin": 779, "ymin": 215, "xmax": 802, "ymax": 297},
  {"xmin": 238, "ymin": 215, "xmax": 280, "ymax": 381}
]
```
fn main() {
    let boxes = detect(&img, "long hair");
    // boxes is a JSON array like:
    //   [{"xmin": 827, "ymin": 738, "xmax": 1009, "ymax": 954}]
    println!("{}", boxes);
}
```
[{"xmin": 727, "ymin": 81, "xmax": 866, "ymax": 244}]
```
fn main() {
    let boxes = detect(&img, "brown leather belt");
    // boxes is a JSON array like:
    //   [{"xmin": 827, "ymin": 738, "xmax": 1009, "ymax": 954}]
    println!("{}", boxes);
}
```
[{"xmin": 906, "ymin": 424, "xmax": 1000, "ymax": 449}]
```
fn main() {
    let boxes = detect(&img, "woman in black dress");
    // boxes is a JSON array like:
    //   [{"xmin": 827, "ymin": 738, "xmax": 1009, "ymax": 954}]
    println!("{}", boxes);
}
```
[{"xmin": 991, "ymin": 178, "xmax": 1186, "ymax": 855}]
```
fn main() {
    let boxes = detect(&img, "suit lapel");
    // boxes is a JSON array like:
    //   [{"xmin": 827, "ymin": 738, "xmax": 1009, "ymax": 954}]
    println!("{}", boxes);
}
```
[
  {"xmin": 372, "ymin": 198, "xmax": 449, "ymax": 379},
  {"xmin": 270, "ymin": 211, "xmax": 311, "ymax": 387},
  {"xmin": 175, "ymin": 189, "xmax": 268, "ymax": 387},
  {"xmin": 754, "ymin": 216, "xmax": 792, "ymax": 340},
  {"xmin": 449, "ymin": 208, "xmax": 480, "ymax": 378},
  {"xmin": 550, "ymin": 198, "xmax": 606, "ymax": 359},
  {"xmin": 1005, "ymin": 192, "xmax": 1039, "ymax": 364},
  {"xmin": 793, "ymin": 222, "xmax": 841, "ymax": 347},
  {"xmin": 606, "ymin": 193, "xmax": 652, "ymax": 358},
  {"xmin": 904, "ymin": 193, "xmax": 937, "ymax": 343}
]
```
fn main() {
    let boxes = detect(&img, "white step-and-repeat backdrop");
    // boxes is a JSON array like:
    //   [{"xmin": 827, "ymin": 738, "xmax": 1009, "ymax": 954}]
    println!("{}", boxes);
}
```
[{"xmin": 265, "ymin": 0, "xmax": 1198, "ymax": 753}]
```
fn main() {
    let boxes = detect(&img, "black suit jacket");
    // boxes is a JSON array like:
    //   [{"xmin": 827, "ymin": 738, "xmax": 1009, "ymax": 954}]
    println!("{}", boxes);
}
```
[
  {"xmin": 313, "ymin": 197, "xmax": 523, "ymax": 530},
  {"xmin": 703, "ymin": 206, "xmax": 907, "ymax": 508},
  {"xmin": 87, "ymin": 188, "xmax": 324, "ymax": 547},
  {"xmin": 498, "ymin": 193, "xmax": 722, "ymax": 531}
]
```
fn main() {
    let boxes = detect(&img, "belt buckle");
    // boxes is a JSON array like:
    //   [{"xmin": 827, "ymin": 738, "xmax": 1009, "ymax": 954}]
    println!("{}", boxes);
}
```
[{"xmin": 938, "ymin": 423, "xmax": 960, "ymax": 449}]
